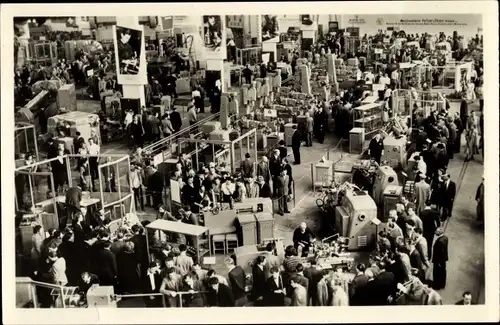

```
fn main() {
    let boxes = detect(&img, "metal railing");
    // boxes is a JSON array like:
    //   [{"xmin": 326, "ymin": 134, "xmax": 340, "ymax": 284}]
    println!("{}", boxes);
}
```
[
  {"xmin": 115, "ymin": 291, "xmax": 209, "ymax": 308},
  {"xmin": 143, "ymin": 112, "xmax": 221, "ymax": 159}
]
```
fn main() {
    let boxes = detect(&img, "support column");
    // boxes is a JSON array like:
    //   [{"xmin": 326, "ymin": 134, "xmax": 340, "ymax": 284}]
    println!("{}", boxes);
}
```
[
  {"xmin": 115, "ymin": 16, "xmax": 147, "ymax": 109},
  {"xmin": 300, "ymin": 22, "xmax": 318, "ymax": 54},
  {"xmin": 262, "ymin": 37, "xmax": 279, "ymax": 63},
  {"xmin": 16, "ymin": 22, "xmax": 31, "ymax": 69}
]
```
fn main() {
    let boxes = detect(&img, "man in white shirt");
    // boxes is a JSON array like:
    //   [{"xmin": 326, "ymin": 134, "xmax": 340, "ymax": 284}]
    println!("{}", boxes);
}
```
[
  {"xmin": 221, "ymin": 178, "xmax": 235, "ymax": 209},
  {"xmin": 129, "ymin": 163, "xmax": 144, "ymax": 211},
  {"xmin": 187, "ymin": 103, "xmax": 197, "ymax": 126},
  {"xmin": 364, "ymin": 69, "xmax": 375, "ymax": 84},
  {"xmin": 124, "ymin": 109, "xmax": 134, "ymax": 128},
  {"xmin": 379, "ymin": 72, "xmax": 391, "ymax": 87},
  {"xmin": 390, "ymin": 69, "xmax": 400, "ymax": 88},
  {"xmin": 87, "ymin": 137, "xmax": 100, "ymax": 189},
  {"xmin": 415, "ymin": 155, "xmax": 427, "ymax": 177}
]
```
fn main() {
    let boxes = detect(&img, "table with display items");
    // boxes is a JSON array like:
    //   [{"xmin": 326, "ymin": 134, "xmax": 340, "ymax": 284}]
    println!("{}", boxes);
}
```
[{"xmin": 145, "ymin": 219, "xmax": 211, "ymax": 264}]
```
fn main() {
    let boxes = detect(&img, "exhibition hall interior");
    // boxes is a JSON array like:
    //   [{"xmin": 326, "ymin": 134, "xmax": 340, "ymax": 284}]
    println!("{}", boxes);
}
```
[{"xmin": 12, "ymin": 14, "xmax": 485, "ymax": 308}]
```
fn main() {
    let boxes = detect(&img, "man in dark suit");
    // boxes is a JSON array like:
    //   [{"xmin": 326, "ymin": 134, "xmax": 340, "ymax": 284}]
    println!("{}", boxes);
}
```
[
  {"xmin": 73, "ymin": 131, "xmax": 86, "ymax": 154},
  {"xmin": 432, "ymin": 227, "xmax": 449, "ymax": 290},
  {"xmin": 169, "ymin": 106, "xmax": 182, "ymax": 134},
  {"xmin": 143, "ymin": 261, "xmax": 163, "ymax": 307},
  {"xmin": 265, "ymin": 267, "xmax": 286, "ymax": 306},
  {"xmin": 303, "ymin": 259, "xmax": 322, "ymax": 306},
  {"xmin": 207, "ymin": 276, "xmax": 235, "ymax": 307},
  {"xmin": 440, "ymin": 174, "xmax": 456, "ymax": 221},
  {"xmin": 256, "ymin": 156, "xmax": 271, "ymax": 184},
  {"xmin": 240, "ymin": 153, "xmax": 254, "ymax": 179},
  {"xmin": 420, "ymin": 201, "xmax": 441, "ymax": 256},
  {"xmin": 368, "ymin": 133, "xmax": 384, "ymax": 164},
  {"xmin": 416, "ymin": 127, "xmax": 428, "ymax": 152},
  {"xmin": 65, "ymin": 186, "xmax": 82, "ymax": 210},
  {"xmin": 147, "ymin": 165, "xmax": 165, "ymax": 209},
  {"xmin": 371, "ymin": 261, "xmax": 397, "ymax": 305},
  {"xmin": 408, "ymin": 243, "xmax": 424, "ymax": 281},
  {"xmin": 92, "ymin": 239, "xmax": 117, "ymax": 287},
  {"xmin": 130, "ymin": 224, "xmax": 148, "ymax": 275},
  {"xmin": 291, "ymin": 125, "xmax": 302, "ymax": 165},
  {"xmin": 251, "ymin": 255, "xmax": 268, "ymax": 305},
  {"xmin": 274, "ymin": 169, "xmax": 289, "ymax": 215},
  {"xmin": 277, "ymin": 140, "xmax": 288, "ymax": 162},
  {"xmin": 257, "ymin": 176, "xmax": 272, "ymax": 198},
  {"xmin": 225, "ymin": 257, "xmax": 248, "ymax": 307},
  {"xmin": 349, "ymin": 263, "xmax": 369, "ymax": 305}
]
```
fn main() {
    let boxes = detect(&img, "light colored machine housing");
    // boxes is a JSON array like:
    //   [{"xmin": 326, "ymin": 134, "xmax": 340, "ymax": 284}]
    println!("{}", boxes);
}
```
[
  {"xmin": 372, "ymin": 165, "xmax": 399, "ymax": 205},
  {"xmin": 381, "ymin": 136, "xmax": 407, "ymax": 169},
  {"xmin": 336, "ymin": 191, "xmax": 378, "ymax": 251}
]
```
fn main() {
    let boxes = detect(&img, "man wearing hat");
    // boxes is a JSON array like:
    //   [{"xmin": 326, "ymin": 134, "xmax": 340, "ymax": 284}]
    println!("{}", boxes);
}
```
[
  {"xmin": 431, "ymin": 227, "xmax": 448, "ymax": 290},
  {"xmin": 291, "ymin": 125, "xmax": 302, "ymax": 165}
]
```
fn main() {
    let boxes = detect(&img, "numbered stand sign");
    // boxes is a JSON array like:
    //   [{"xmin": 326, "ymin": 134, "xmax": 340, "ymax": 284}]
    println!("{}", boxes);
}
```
[{"xmin": 264, "ymin": 109, "xmax": 277, "ymax": 118}]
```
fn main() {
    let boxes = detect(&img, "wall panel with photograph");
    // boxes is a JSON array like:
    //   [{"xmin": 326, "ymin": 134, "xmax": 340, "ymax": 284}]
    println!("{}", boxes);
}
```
[
  {"xmin": 113, "ymin": 23, "xmax": 147, "ymax": 85},
  {"xmin": 201, "ymin": 15, "xmax": 227, "ymax": 60},
  {"xmin": 261, "ymin": 14, "xmax": 280, "ymax": 41}
]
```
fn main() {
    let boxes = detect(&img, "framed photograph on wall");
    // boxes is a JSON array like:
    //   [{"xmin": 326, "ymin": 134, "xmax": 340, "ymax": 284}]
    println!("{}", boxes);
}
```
[
  {"xmin": 202, "ymin": 15, "xmax": 227, "ymax": 60},
  {"xmin": 113, "ymin": 23, "xmax": 147, "ymax": 85}
]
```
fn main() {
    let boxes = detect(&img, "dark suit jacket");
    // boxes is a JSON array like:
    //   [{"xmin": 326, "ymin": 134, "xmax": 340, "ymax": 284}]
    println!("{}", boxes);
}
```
[
  {"xmin": 74, "ymin": 136, "xmax": 85, "ymax": 153},
  {"xmin": 291, "ymin": 130, "xmax": 301, "ymax": 148},
  {"xmin": 432, "ymin": 235, "xmax": 449, "ymax": 264},
  {"xmin": 148, "ymin": 171, "xmax": 165, "ymax": 193},
  {"xmin": 170, "ymin": 111, "xmax": 182, "ymax": 131},
  {"xmin": 93, "ymin": 247, "xmax": 117, "ymax": 285},
  {"xmin": 420, "ymin": 208, "xmax": 441, "ymax": 237},
  {"xmin": 130, "ymin": 234, "xmax": 148, "ymax": 269},
  {"xmin": 240, "ymin": 159, "xmax": 254, "ymax": 178},
  {"xmin": 228, "ymin": 266, "xmax": 247, "ymax": 299},
  {"xmin": 65, "ymin": 186, "xmax": 82, "ymax": 209},
  {"xmin": 303, "ymin": 267, "xmax": 322, "ymax": 299},
  {"xmin": 372, "ymin": 271, "xmax": 397, "ymax": 305},
  {"xmin": 143, "ymin": 272, "xmax": 162, "ymax": 294},
  {"xmin": 256, "ymin": 163, "xmax": 271, "ymax": 183},
  {"xmin": 251, "ymin": 265, "xmax": 267, "ymax": 299},
  {"xmin": 266, "ymin": 275, "xmax": 286, "ymax": 306},
  {"xmin": 350, "ymin": 274, "xmax": 369, "ymax": 302},
  {"xmin": 278, "ymin": 146, "xmax": 287, "ymax": 161},
  {"xmin": 409, "ymin": 249, "xmax": 424, "ymax": 279},
  {"xmin": 207, "ymin": 283, "xmax": 235, "ymax": 307},
  {"xmin": 442, "ymin": 181, "xmax": 456, "ymax": 207},
  {"xmin": 259, "ymin": 183, "xmax": 272, "ymax": 198}
]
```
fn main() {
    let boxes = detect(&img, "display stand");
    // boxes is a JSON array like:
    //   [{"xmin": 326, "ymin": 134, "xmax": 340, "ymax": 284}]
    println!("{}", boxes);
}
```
[
  {"xmin": 353, "ymin": 102, "xmax": 384, "ymax": 138},
  {"xmin": 15, "ymin": 153, "xmax": 134, "ymax": 232},
  {"xmin": 15, "ymin": 122, "xmax": 39, "ymax": 161},
  {"xmin": 145, "ymin": 219, "xmax": 211, "ymax": 264},
  {"xmin": 177, "ymin": 128, "xmax": 258, "ymax": 174},
  {"xmin": 236, "ymin": 47, "xmax": 263, "ymax": 66}
]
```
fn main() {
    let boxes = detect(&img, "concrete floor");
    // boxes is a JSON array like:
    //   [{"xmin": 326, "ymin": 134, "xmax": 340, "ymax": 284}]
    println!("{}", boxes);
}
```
[{"xmin": 70, "ymin": 95, "xmax": 485, "ymax": 305}]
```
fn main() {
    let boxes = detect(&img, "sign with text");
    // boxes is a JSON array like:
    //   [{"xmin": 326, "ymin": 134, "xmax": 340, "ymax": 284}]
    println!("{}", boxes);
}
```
[{"xmin": 342, "ymin": 14, "xmax": 482, "ymax": 38}]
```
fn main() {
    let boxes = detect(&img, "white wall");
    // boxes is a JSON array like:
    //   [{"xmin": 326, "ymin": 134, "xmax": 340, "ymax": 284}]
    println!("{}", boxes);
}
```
[{"xmin": 339, "ymin": 14, "xmax": 482, "ymax": 38}]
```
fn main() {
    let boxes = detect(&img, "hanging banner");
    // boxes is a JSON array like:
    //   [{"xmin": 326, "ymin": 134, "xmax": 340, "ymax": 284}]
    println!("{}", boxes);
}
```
[
  {"xmin": 113, "ymin": 20, "xmax": 147, "ymax": 85},
  {"xmin": 201, "ymin": 15, "xmax": 227, "ymax": 60}
]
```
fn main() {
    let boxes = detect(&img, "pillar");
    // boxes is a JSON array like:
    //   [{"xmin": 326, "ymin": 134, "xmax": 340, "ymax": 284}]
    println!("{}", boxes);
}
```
[
  {"xmin": 262, "ymin": 38, "xmax": 279, "ymax": 63},
  {"xmin": 300, "ymin": 21, "xmax": 317, "ymax": 54},
  {"xmin": 115, "ymin": 16, "xmax": 147, "ymax": 109}
]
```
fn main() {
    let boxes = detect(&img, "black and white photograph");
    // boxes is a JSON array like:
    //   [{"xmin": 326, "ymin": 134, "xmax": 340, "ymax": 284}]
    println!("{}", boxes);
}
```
[
  {"xmin": 262, "ymin": 14, "xmax": 280, "ymax": 41},
  {"xmin": 202, "ymin": 15, "xmax": 223, "ymax": 52},
  {"xmin": 115, "ymin": 25, "xmax": 142, "ymax": 75},
  {"xmin": 1, "ymin": 2, "xmax": 499, "ymax": 325}
]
